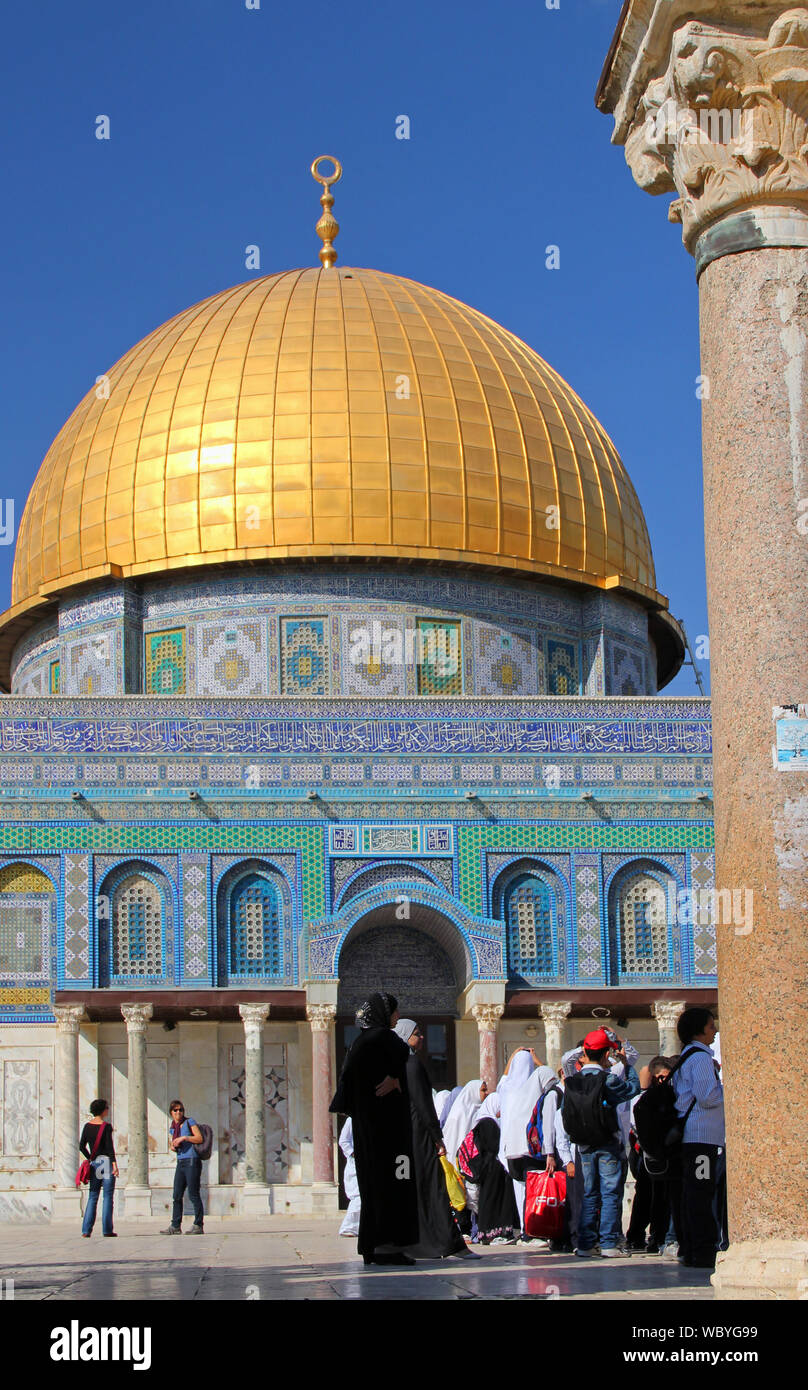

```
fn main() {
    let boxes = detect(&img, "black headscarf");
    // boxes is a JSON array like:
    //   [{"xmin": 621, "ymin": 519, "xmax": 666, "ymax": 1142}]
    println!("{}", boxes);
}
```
[{"xmin": 355, "ymin": 992, "xmax": 398, "ymax": 1030}]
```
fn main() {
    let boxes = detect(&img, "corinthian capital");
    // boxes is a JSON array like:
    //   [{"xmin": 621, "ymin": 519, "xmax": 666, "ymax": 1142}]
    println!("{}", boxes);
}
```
[
  {"xmin": 471, "ymin": 1003, "xmax": 504, "ymax": 1032},
  {"xmin": 54, "ymin": 1004, "xmax": 86, "ymax": 1034},
  {"xmin": 306, "ymin": 1003, "xmax": 336, "ymax": 1032},
  {"xmin": 599, "ymin": 5, "xmax": 808, "ymax": 271},
  {"xmin": 239, "ymin": 1002, "xmax": 270, "ymax": 1029},
  {"xmin": 121, "ymin": 1002, "xmax": 153, "ymax": 1034},
  {"xmin": 652, "ymin": 999, "xmax": 687, "ymax": 1029},
  {"xmin": 540, "ymin": 1000, "xmax": 573, "ymax": 1027}
]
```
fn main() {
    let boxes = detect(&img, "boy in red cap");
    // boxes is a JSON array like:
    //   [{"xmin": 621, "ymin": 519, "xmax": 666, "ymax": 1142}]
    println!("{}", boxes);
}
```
[{"xmin": 560, "ymin": 1029, "xmax": 640, "ymax": 1258}]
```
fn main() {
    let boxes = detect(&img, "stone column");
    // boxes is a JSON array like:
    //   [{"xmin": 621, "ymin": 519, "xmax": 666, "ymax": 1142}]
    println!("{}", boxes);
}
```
[
  {"xmin": 471, "ymin": 1004, "xmax": 504, "ymax": 1092},
  {"xmin": 52, "ymin": 1005, "xmax": 85, "ymax": 1220},
  {"xmin": 652, "ymin": 1000, "xmax": 687, "ymax": 1057},
  {"xmin": 540, "ymin": 1000, "xmax": 572, "ymax": 1074},
  {"xmin": 306, "ymin": 1004, "xmax": 337, "ymax": 1189},
  {"xmin": 238, "ymin": 1003, "xmax": 271, "ymax": 1215},
  {"xmin": 121, "ymin": 1002, "xmax": 153, "ymax": 1217},
  {"xmin": 598, "ymin": 2, "xmax": 808, "ymax": 1297}
]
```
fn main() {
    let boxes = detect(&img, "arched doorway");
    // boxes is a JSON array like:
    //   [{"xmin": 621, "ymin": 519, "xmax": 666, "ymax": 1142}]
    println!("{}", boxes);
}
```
[{"xmin": 336, "ymin": 917, "xmax": 461, "ymax": 1091}]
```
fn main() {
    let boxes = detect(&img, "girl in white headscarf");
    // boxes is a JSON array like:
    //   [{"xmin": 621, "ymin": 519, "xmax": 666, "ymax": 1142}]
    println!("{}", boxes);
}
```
[
  {"xmin": 502, "ymin": 1063, "xmax": 563, "ymax": 1238},
  {"xmin": 442, "ymin": 1079, "xmax": 487, "ymax": 1166},
  {"xmin": 496, "ymin": 1048, "xmax": 538, "ymax": 1167}
]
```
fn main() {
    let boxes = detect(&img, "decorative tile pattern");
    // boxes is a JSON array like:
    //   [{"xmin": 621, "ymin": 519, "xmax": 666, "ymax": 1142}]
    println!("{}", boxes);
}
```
[
  {"xmin": 547, "ymin": 639, "xmax": 579, "ymax": 695},
  {"xmin": 343, "ymin": 617, "xmax": 407, "ymax": 696},
  {"xmin": 611, "ymin": 643, "xmax": 645, "ymax": 697},
  {"xmin": 181, "ymin": 856, "xmax": 209, "ymax": 982},
  {"xmin": 63, "ymin": 854, "xmax": 91, "ymax": 983},
  {"xmin": 416, "ymin": 620, "xmax": 462, "ymax": 696},
  {"xmin": 197, "ymin": 620, "xmax": 267, "ymax": 696},
  {"xmin": 144, "ymin": 630, "xmax": 186, "ymax": 695},
  {"xmin": 476, "ymin": 625, "xmax": 539, "ymax": 696},
  {"xmin": 690, "ymin": 850, "xmax": 718, "ymax": 976},
  {"xmin": 575, "ymin": 856, "xmax": 602, "ymax": 979},
  {"xmin": 281, "ymin": 618, "xmax": 328, "ymax": 695}
]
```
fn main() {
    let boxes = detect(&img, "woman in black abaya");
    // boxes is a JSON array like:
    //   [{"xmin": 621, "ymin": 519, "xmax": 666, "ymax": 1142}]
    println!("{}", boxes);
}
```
[
  {"xmin": 329, "ymin": 992, "xmax": 418, "ymax": 1266},
  {"xmin": 394, "ymin": 1019, "xmax": 475, "ymax": 1260}
]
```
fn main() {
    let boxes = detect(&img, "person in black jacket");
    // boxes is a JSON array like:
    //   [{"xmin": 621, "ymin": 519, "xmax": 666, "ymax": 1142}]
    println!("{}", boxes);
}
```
[
  {"xmin": 329, "ymin": 992, "xmax": 419, "ymax": 1266},
  {"xmin": 394, "ymin": 1019, "xmax": 478, "ymax": 1261},
  {"xmin": 79, "ymin": 1098, "xmax": 118, "ymax": 1238}
]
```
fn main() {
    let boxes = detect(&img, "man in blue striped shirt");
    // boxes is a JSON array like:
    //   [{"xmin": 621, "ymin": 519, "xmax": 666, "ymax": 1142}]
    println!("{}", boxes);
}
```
[{"xmin": 670, "ymin": 1007, "xmax": 724, "ymax": 1269}]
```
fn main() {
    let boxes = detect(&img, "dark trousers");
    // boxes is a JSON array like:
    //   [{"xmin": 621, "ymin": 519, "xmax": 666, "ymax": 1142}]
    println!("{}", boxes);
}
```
[
  {"xmin": 172, "ymin": 1157, "xmax": 204, "ymax": 1228},
  {"xmin": 678, "ymin": 1142, "xmax": 720, "ymax": 1265},
  {"xmin": 627, "ymin": 1159, "xmax": 671, "ymax": 1248},
  {"xmin": 567, "ymin": 1160, "xmax": 584, "ymax": 1248}
]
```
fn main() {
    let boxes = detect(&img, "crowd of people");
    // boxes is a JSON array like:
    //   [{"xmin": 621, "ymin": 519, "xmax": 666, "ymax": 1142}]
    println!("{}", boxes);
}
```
[{"xmin": 332, "ymin": 993, "xmax": 727, "ymax": 1270}]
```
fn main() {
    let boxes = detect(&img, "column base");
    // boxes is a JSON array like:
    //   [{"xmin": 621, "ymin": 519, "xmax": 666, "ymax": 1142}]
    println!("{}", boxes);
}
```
[
  {"xmin": 122, "ymin": 1186, "xmax": 153, "ymax": 1220},
  {"xmin": 51, "ymin": 1187, "xmax": 83, "ymax": 1221},
  {"xmin": 238, "ymin": 1183, "xmax": 273, "ymax": 1217},
  {"xmin": 712, "ymin": 1240, "xmax": 808, "ymax": 1300},
  {"xmin": 310, "ymin": 1182, "xmax": 340, "ymax": 1216}
]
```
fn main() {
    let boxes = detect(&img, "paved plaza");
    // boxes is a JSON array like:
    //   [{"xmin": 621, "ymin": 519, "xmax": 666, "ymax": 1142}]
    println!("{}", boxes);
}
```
[{"xmin": 0, "ymin": 1218, "xmax": 715, "ymax": 1301}]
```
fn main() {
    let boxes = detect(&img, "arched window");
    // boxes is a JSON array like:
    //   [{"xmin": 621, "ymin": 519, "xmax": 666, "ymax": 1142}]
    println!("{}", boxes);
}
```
[
  {"xmin": 229, "ymin": 874, "xmax": 281, "ymax": 978},
  {"xmin": 112, "ymin": 875, "xmax": 164, "ymax": 979},
  {"xmin": 0, "ymin": 864, "xmax": 53, "ymax": 981},
  {"xmin": 505, "ymin": 874, "xmax": 554, "ymax": 977},
  {"xmin": 618, "ymin": 873, "xmax": 669, "ymax": 974}
]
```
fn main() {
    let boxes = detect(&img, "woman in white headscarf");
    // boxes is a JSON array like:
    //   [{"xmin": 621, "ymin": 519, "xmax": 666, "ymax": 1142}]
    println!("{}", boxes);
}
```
[
  {"xmin": 496, "ymin": 1047, "xmax": 538, "ymax": 1167},
  {"xmin": 439, "ymin": 1086, "xmax": 462, "ymax": 1127},
  {"xmin": 501, "ymin": 1063, "xmax": 563, "ymax": 1239},
  {"xmin": 442, "ymin": 1078, "xmax": 487, "ymax": 1166}
]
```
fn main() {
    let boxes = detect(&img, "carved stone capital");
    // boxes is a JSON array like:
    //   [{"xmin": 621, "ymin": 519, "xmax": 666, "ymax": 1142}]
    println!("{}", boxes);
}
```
[
  {"xmin": 238, "ymin": 1002, "xmax": 270, "ymax": 1030},
  {"xmin": 471, "ymin": 1003, "xmax": 504, "ymax": 1033},
  {"xmin": 540, "ymin": 1000, "xmax": 573, "ymax": 1027},
  {"xmin": 54, "ymin": 1004, "xmax": 86, "ymax": 1035},
  {"xmin": 652, "ymin": 999, "xmax": 687, "ymax": 1029},
  {"xmin": 120, "ymin": 1002, "xmax": 153, "ymax": 1034},
  {"xmin": 601, "ymin": 5, "xmax": 808, "ymax": 270},
  {"xmin": 306, "ymin": 1003, "xmax": 337, "ymax": 1032}
]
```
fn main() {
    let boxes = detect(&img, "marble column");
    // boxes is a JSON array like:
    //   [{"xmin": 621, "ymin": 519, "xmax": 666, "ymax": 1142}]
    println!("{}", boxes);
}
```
[
  {"xmin": 52, "ymin": 1005, "xmax": 85, "ymax": 1220},
  {"xmin": 471, "ymin": 1004, "xmax": 504, "ymax": 1092},
  {"xmin": 598, "ymin": 2, "xmax": 808, "ymax": 1297},
  {"xmin": 652, "ymin": 1000, "xmax": 687, "ymax": 1058},
  {"xmin": 121, "ymin": 1002, "xmax": 153, "ymax": 1217},
  {"xmin": 306, "ymin": 1004, "xmax": 336, "ymax": 1186},
  {"xmin": 540, "ymin": 1000, "xmax": 572, "ymax": 1074},
  {"xmin": 238, "ymin": 1003, "xmax": 271, "ymax": 1214}
]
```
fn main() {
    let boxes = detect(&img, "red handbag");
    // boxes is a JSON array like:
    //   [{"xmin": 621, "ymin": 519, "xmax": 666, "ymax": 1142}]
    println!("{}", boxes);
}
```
[
  {"xmin": 76, "ymin": 1122, "xmax": 107, "ymax": 1187},
  {"xmin": 524, "ymin": 1167, "xmax": 567, "ymax": 1240}
]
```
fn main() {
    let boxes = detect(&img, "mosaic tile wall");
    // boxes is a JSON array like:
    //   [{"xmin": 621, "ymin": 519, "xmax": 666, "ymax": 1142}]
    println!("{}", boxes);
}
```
[
  {"xmin": 10, "ymin": 566, "xmax": 660, "ymax": 697},
  {"xmin": 0, "ymin": 688, "xmax": 715, "ymax": 1017}
]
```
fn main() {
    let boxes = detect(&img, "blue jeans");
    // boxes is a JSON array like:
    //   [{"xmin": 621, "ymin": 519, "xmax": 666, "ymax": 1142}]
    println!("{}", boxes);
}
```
[
  {"xmin": 172, "ymin": 1157, "xmax": 204, "ymax": 1228},
  {"xmin": 82, "ymin": 1159, "xmax": 116, "ymax": 1236},
  {"xmin": 578, "ymin": 1147, "xmax": 627, "ymax": 1250}
]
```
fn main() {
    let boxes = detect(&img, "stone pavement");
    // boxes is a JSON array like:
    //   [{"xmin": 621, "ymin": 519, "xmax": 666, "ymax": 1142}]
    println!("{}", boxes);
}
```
[{"xmin": 0, "ymin": 1218, "xmax": 715, "ymax": 1301}]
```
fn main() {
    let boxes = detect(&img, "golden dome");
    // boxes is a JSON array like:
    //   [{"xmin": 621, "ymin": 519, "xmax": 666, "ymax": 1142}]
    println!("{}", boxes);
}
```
[{"xmin": 7, "ymin": 266, "xmax": 665, "ymax": 629}]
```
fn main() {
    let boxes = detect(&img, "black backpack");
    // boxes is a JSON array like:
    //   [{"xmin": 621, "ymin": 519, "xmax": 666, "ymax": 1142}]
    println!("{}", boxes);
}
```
[
  {"xmin": 632, "ymin": 1048, "xmax": 700, "ymax": 1166},
  {"xmin": 561, "ymin": 1070, "xmax": 618, "ymax": 1147}
]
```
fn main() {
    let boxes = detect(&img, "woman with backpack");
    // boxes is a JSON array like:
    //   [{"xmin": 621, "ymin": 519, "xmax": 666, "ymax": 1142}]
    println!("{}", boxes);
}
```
[
  {"xmin": 160, "ymin": 1100, "xmax": 206, "ymax": 1235},
  {"xmin": 79, "ymin": 1098, "xmax": 118, "ymax": 1238}
]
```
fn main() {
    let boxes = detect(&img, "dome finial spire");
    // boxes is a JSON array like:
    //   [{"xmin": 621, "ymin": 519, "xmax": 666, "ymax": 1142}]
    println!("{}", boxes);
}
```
[{"xmin": 311, "ymin": 155, "xmax": 342, "ymax": 269}]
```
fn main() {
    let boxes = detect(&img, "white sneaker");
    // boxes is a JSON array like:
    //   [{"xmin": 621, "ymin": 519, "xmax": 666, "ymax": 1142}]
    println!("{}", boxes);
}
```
[
  {"xmin": 601, "ymin": 1247, "xmax": 623, "ymax": 1258},
  {"xmin": 574, "ymin": 1247, "xmax": 595, "ymax": 1258},
  {"xmin": 660, "ymin": 1242, "xmax": 679, "ymax": 1260}
]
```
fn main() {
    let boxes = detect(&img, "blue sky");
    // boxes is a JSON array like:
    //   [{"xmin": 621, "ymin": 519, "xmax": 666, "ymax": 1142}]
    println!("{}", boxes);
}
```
[{"xmin": 0, "ymin": 0, "xmax": 708, "ymax": 694}]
